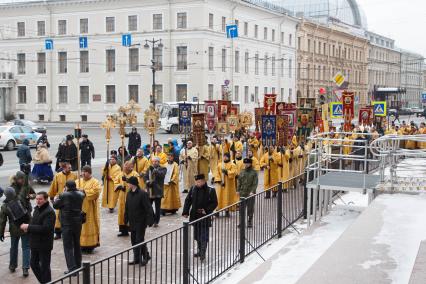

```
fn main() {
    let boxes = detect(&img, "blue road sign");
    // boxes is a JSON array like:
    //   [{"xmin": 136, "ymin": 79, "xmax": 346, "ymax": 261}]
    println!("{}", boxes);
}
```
[
  {"xmin": 122, "ymin": 34, "xmax": 132, "ymax": 47},
  {"xmin": 330, "ymin": 102, "xmax": 343, "ymax": 118},
  {"xmin": 226, "ymin": 25, "xmax": 238, "ymax": 39},
  {"xmin": 373, "ymin": 101, "xmax": 387, "ymax": 117},
  {"xmin": 422, "ymin": 93, "xmax": 426, "ymax": 103},
  {"xmin": 45, "ymin": 39, "xmax": 53, "ymax": 50},
  {"xmin": 79, "ymin": 37, "xmax": 88, "ymax": 49}
]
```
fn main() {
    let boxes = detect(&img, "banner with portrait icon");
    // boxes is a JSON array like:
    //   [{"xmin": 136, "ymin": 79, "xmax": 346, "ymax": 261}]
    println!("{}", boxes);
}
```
[
  {"xmin": 178, "ymin": 103, "xmax": 192, "ymax": 134},
  {"xmin": 276, "ymin": 115, "xmax": 289, "ymax": 147},
  {"xmin": 192, "ymin": 113, "xmax": 206, "ymax": 146},
  {"xmin": 239, "ymin": 111, "xmax": 253, "ymax": 129},
  {"xmin": 261, "ymin": 115, "xmax": 277, "ymax": 147},
  {"xmin": 297, "ymin": 108, "xmax": 315, "ymax": 141},
  {"xmin": 217, "ymin": 100, "xmax": 231, "ymax": 122},
  {"xmin": 254, "ymin": 107, "xmax": 265, "ymax": 132},
  {"xmin": 359, "ymin": 107, "xmax": 372, "ymax": 126},
  {"xmin": 264, "ymin": 94, "xmax": 277, "ymax": 115},
  {"xmin": 342, "ymin": 91, "xmax": 354, "ymax": 132},
  {"xmin": 227, "ymin": 114, "xmax": 239, "ymax": 134},
  {"xmin": 217, "ymin": 122, "xmax": 229, "ymax": 136},
  {"xmin": 205, "ymin": 100, "xmax": 217, "ymax": 134}
]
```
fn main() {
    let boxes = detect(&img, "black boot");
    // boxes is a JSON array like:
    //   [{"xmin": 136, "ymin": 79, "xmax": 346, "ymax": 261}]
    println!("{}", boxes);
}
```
[
  {"xmin": 182, "ymin": 189, "xmax": 188, "ymax": 193},
  {"xmin": 141, "ymin": 252, "xmax": 151, "ymax": 266},
  {"xmin": 272, "ymin": 191, "xmax": 277, "ymax": 198},
  {"xmin": 264, "ymin": 191, "xmax": 271, "ymax": 199},
  {"xmin": 194, "ymin": 241, "xmax": 201, "ymax": 257},
  {"xmin": 54, "ymin": 233, "xmax": 62, "ymax": 240},
  {"xmin": 247, "ymin": 216, "xmax": 253, "ymax": 228},
  {"xmin": 199, "ymin": 241, "xmax": 207, "ymax": 261},
  {"xmin": 225, "ymin": 211, "xmax": 230, "ymax": 218}
]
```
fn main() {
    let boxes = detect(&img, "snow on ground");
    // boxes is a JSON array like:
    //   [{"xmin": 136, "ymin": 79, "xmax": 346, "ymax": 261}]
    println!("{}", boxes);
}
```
[{"xmin": 216, "ymin": 192, "xmax": 369, "ymax": 284}]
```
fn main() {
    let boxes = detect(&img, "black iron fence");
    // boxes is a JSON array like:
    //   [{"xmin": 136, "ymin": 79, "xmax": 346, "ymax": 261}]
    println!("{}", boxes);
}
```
[{"xmin": 49, "ymin": 174, "xmax": 306, "ymax": 284}]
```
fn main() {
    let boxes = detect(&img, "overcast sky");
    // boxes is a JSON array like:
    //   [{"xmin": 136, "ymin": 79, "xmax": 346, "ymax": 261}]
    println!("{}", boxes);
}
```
[{"xmin": 0, "ymin": 0, "xmax": 425, "ymax": 57}]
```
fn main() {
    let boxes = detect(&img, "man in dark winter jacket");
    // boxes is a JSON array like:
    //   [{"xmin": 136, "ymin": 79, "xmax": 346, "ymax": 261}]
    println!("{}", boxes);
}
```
[
  {"xmin": 0, "ymin": 187, "xmax": 31, "ymax": 277},
  {"xmin": 79, "ymin": 134, "xmax": 95, "ymax": 167},
  {"xmin": 53, "ymin": 180, "xmax": 85, "ymax": 274},
  {"xmin": 237, "ymin": 158, "xmax": 258, "ymax": 228},
  {"xmin": 20, "ymin": 191, "xmax": 55, "ymax": 284},
  {"xmin": 144, "ymin": 157, "xmax": 167, "ymax": 227},
  {"xmin": 37, "ymin": 132, "xmax": 50, "ymax": 148},
  {"xmin": 16, "ymin": 139, "xmax": 32, "ymax": 172},
  {"xmin": 124, "ymin": 176, "xmax": 153, "ymax": 266},
  {"xmin": 182, "ymin": 174, "xmax": 218, "ymax": 261},
  {"xmin": 125, "ymin": 127, "xmax": 141, "ymax": 157},
  {"xmin": 11, "ymin": 171, "xmax": 36, "ymax": 214},
  {"xmin": 63, "ymin": 135, "xmax": 78, "ymax": 171}
]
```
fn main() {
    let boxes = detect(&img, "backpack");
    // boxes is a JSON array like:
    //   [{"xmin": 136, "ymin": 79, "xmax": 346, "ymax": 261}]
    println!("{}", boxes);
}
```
[{"xmin": 6, "ymin": 199, "xmax": 28, "ymax": 222}]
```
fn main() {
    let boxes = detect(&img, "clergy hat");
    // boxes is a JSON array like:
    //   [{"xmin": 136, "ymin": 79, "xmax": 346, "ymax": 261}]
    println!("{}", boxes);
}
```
[
  {"xmin": 127, "ymin": 176, "xmax": 139, "ymax": 187},
  {"xmin": 110, "ymin": 150, "xmax": 118, "ymax": 156},
  {"xmin": 224, "ymin": 153, "xmax": 231, "ymax": 158},
  {"xmin": 194, "ymin": 174, "xmax": 205, "ymax": 180},
  {"xmin": 243, "ymin": 158, "xmax": 252, "ymax": 164},
  {"xmin": 82, "ymin": 134, "xmax": 88, "ymax": 138},
  {"xmin": 66, "ymin": 134, "xmax": 74, "ymax": 141}
]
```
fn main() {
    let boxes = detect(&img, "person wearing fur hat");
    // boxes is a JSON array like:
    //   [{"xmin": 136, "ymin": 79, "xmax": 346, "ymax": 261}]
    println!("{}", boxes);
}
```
[
  {"xmin": 10, "ymin": 171, "xmax": 35, "ymax": 214},
  {"xmin": 0, "ymin": 187, "xmax": 31, "ymax": 277},
  {"xmin": 237, "ymin": 158, "xmax": 258, "ymax": 228}
]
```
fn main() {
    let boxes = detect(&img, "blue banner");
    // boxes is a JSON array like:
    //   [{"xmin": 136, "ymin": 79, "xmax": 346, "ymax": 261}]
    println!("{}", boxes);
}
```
[
  {"xmin": 261, "ymin": 115, "xmax": 276, "ymax": 147},
  {"xmin": 178, "ymin": 103, "xmax": 192, "ymax": 133}
]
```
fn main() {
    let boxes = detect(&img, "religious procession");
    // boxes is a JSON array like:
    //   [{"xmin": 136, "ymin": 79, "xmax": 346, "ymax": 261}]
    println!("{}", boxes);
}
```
[{"xmin": 1, "ymin": 91, "xmax": 425, "ymax": 283}]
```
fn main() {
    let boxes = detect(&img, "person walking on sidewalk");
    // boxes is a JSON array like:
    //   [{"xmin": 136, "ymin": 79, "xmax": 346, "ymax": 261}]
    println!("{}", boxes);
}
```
[
  {"xmin": 20, "ymin": 191, "xmax": 55, "ymax": 284},
  {"xmin": 182, "ymin": 174, "xmax": 218, "ymax": 261},
  {"xmin": 237, "ymin": 158, "xmax": 258, "ymax": 228},
  {"xmin": 53, "ymin": 180, "xmax": 85, "ymax": 275},
  {"xmin": 80, "ymin": 134, "xmax": 95, "ymax": 167},
  {"xmin": 124, "ymin": 176, "xmax": 154, "ymax": 266},
  {"xmin": 0, "ymin": 187, "xmax": 31, "ymax": 277},
  {"xmin": 16, "ymin": 139, "xmax": 32, "ymax": 172}
]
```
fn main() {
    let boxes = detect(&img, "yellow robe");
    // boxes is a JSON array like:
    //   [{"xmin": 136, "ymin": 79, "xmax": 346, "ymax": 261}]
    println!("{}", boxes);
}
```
[
  {"xmin": 234, "ymin": 159, "xmax": 244, "ymax": 175},
  {"xmin": 133, "ymin": 156, "xmax": 150, "ymax": 189},
  {"xmin": 248, "ymin": 137, "xmax": 260, "ymax": 160},
  {"xmin": 251, "ymin": 156, "xmax": 261, "ymax": 172},
  {"xmin": 209, "ymin": 144, "xmax": 220, "ymax": 180},
  {"xmin": 151, "ymin": 152, "xmax": 167, "ymax": 166},
  {"xmin": 214, "ymin": 161, "xmax": 238, "ymax": 210},
  {"xmin": 405, "ymin": 127, "xmax": 417, "ymax": 149},
  {"xmin": 180, "ymin": 147, "xmax": 198, "ymax": 190},
  {"xmin": 116, "ymin": 170, "xmax": 141, "ymax": 227},
  {"xmin": 101, "ymin": 163, "xmax": 121, "ymax": 209},
  {"xmin": 279, "ymin": 150, "xmax": 291, "ymax": 189},
  {"xmin": 260, "ymin": 151, "xmax": 281, "ymax": 191},
  {"xmin": 48, "ymin": 171, "xmax": 78, "ymax": 230},
  {"xmin": 230, "ymin": 141, "xmax": 243, "ymax": 160},
  {"xmin": 218, "ymin": 141, "xmax": 231, "ymax": 162},
  {"xmin": 77, "ymin": 177, "xmax": 101, "ymax": 248},
  {"xmin": 161, "ymin": 162, "xmax": 181, "ymax": 211},
  {"xmin": 418, "ymin": 127, "xmax": 426, "ymax": 149},
  {"xmin": 198, "ymin": 145, "xmax": 210, "ymax": 180}
]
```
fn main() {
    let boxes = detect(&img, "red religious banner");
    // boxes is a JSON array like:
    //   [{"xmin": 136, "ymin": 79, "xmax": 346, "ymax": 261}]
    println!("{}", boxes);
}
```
[
  {"xmin": 264, "ymin": 94, "xmax": 277, "ymax": 115},
  {"xmin": 276, "ymin": 102, "xmax": 286, "ymax": 115},
  {"xmin": 359, "ymin": 107, "xmax": 372, "ymax": 125},
  {"xmin": 342, "ymin": 91, "xmax": 354, "ymax": 131},
  {"xmin": 277, "ymin": 115, "xmax": 289, "ymax": 147},
  {"xmin": 204, "ymin": 100, "xmax": 217, "ymax": 134},
  {"xmin": 230, "ymin": 107, "xmax": 238, "ymax": 115},
  {"xmin": 217, "ymin": 100, "xmax": 231, "ymax": 122},
  {"xmin": 192, "ymin": 113, "xmax": 206, "ymax": 146},
  {"xmin": 254, "ymin": 107, "xmax": 264, "ymax": 132}
]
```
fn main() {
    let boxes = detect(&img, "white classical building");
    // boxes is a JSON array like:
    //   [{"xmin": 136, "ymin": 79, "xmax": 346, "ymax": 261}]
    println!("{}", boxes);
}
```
[
  {"xmin": 400, "ymin": 49, "xmax": 424, "ymax": 108},
  {"xmin": 0, "ymin": 0, "xmax": 298, "ymax": 122}
]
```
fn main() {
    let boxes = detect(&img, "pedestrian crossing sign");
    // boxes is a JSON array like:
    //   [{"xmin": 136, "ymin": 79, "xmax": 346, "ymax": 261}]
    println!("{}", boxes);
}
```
[
  {"xmin": 330, "ymin": 102, "xmax": 343, "ymax": 118},
  {"xmin": 373, "ymin": 101, "xmax": 387, "ymax": 117}
]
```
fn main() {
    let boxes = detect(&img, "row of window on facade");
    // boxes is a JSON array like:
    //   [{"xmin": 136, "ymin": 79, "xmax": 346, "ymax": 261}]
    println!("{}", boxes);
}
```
[
  {"xmin": 16, "ymin": 84, "xmax": 293, "ymax": 105},
  {"xmin": 297, "ymin": 63, "xmax": 364, "ymax": 84},
  {"xmin": 16, "ymin": 13, "xmax": 293, "ymax": 46},
  {"xmin": 16, "ymin": 48, "xmax": 293, "ymax": 77},
  {"xmin": 298, "ymin": 37, "xmax": 365, "ymax": 62}
]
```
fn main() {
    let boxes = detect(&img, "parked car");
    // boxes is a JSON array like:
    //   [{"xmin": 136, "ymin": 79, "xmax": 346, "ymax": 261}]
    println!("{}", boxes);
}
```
[
  {"xmin": 13, "ymin": 119, "xmax": 47, "ymax": 133},
  {"xmin": 398, "ymin": 108, "xmax": 413, "ymax": 116},
  {"xmin": 0, "ymin": 125, "xmax": 42, "ymax": 150},
  {"xmin": 411, "ymin": 107, "xmax": 424, "ymax": 117}
]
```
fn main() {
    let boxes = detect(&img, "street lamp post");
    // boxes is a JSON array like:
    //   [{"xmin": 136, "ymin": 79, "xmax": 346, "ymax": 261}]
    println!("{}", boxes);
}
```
[{"xmin": 144, "ymin": 38, "xmax": 163, "ymax": 108}]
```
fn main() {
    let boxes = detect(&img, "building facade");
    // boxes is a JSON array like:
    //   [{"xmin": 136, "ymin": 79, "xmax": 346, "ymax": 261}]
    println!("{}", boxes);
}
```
[
  {"xmin": 400, "ymin": 50, "xmax": 424, "ymax": 108},
  {"xmin": 296, "ymin": 19, "xmax": 369, "ymax": 107},
  {"xmin": 366, "ymin": 31, "xmax": 402, "ymax": 107},
  {"xmin": 0, "ymin": 0, "xmax": 298, "ymax": 122}
]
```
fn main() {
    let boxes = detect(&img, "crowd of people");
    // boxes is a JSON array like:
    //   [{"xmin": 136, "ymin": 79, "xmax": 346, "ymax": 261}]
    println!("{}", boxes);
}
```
[{"xmin": 0, "ymin": 120, "xmax": 425, "ymax": 283}]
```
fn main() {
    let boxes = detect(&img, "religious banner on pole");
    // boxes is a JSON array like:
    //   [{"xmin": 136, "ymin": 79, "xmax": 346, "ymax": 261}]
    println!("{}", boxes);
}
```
[
  {"xmin": 261, "ymin": 115, "xmax": 277, "ymax": 147},
  {"xmin": 204, "ymin": 100, "xmax": 217, "ymax": 134},
  {"xmin": 239, "ymin": 111, "xmax": 253, "ymax": 129},
  {"xmin": 217, "ymin": 100, "xmax": 231, "ymax": 122},
  {"xmin": 192, "ymin": 113, "xmax": 206, "ymax": 146},
  {"xmin": 276, "ymin": 115, "xmax": 289, "ymax": 147},
  {"xmin": 359, "ymin": 107, "xmax": 372, "ymax": 126},
  {"xmin": 342, "ymin": 91, "xmax": 354, "ymax": 132},
  {"xmin": 227, "ymin": 114, "xmax": 239, "ymax": 134},
  {"xmin": 217, "ymin": 122, "xmax": 229, "ymax": 136},
  {"xmin": 178, "ymin": 103, "xmax": 192, "ymax": 133},
  {"xmin": 254, "ymin": 107, "xmax": 264, "ymax": 132},
  {"xmin": 264, "ymin": 94, "xmax": 277, "ymax": 115},
  {"xmin": 231, "ymin": 102, "xmax": 240, "ymax": 115}
]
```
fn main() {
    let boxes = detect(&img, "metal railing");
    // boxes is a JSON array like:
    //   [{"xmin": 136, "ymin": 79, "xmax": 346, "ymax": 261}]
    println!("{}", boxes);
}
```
[{"xmin": 49, "ymin": 175, "xmax": 306, "ymax": 284}]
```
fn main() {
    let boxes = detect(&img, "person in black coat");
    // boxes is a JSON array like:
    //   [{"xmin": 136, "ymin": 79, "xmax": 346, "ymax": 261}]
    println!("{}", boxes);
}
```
[
  {"xmin": 144, "ymin": 157, "xmax": 167, "ymax": 227},
  {"xmin": 124, "ymin": 176, "xmax": 153, "ymax": 266},
  {"xmin": 20, "ymin": 191, "xmax": 55, "ymax": 284},
  {"xmin": 55, "ymin": 139, "xmax": 66, "ymax": 172},
  {"xmin": 79, "ymin": 134, "xmax": 95, "ymax": 167},
  {"xmin": 37, "ymin": 132, "xmax": 50, "ymax": 148},
  {"xmin": 182, "ymin": 174, "xmax": 218, "ymax": 261},
  {"xmin": 353, "ymin": 131, "xmax": 367, "ymax": 171},
  {"xmin": 125, "ymin": 127, "xmax": 141, "ymax": 157},
  {"xmin": 63, "ymin": 135, "xmax": 78, "ymax": 171},
  {"xmin": 53, "ymin": 180, "xmax": 85, "ymax": 274}
]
